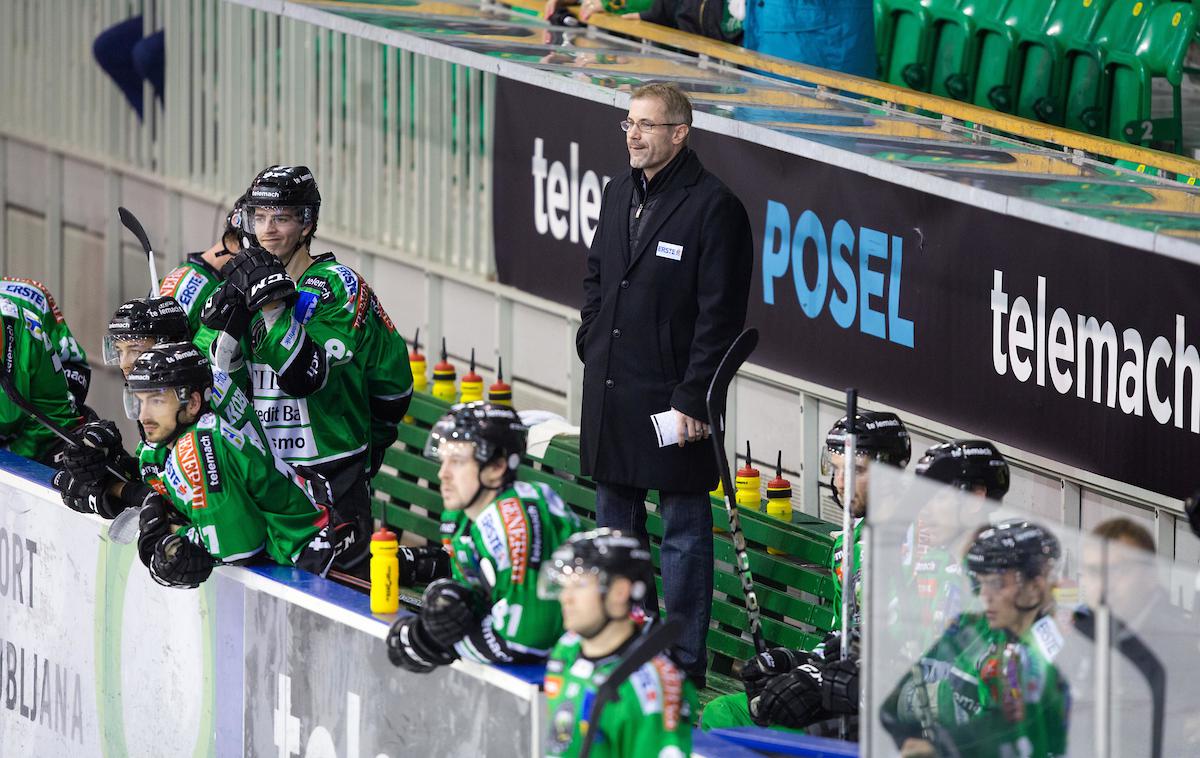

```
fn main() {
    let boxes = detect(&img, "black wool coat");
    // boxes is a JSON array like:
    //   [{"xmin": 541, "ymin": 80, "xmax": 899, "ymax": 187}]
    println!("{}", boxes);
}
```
[{"xmin": 576, "ymin": 148, "xmax": 752, "ymax": 493}]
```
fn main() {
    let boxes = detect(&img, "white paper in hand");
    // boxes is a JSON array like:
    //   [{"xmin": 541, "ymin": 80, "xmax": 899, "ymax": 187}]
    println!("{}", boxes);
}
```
[{"xmin": 651, "ymin": 409, "xmax": 682, "ymax": 448}]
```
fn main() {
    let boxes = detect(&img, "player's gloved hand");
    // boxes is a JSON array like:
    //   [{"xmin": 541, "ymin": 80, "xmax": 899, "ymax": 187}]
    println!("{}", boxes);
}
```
[
  {"xmin": 137, "ymin": 493, "xmax": 174, "ymax": 568},
  {"xmin": 398, "ymin": 545, "xmax": 451, "ymax": 586},
  {"xmin": 754, "ymin": 660, "xmax": 829, "ymax": 729},
  {"xmin": 816, "ymin": 629, "xmax": 861, "ymax": 661},
  {"xmin": 386, "ymin": 616, "xmax": 455, "ymax": 673},
  {"xmin": 61, "ymin": 424, "xmax": 120, "ymax": 486},
  {"xmin": 820, "ymin": 658, "xmax": 859, "ymax": 714},
  {"xmin": 52, "ymin": 468, "xmax": 106, "ymax": 516},
  {"xmin": 420, "ymin": 579, "xmax": 478, "ymax": 649},
  {"xmin": 224, "ymin": 247, "xmax": 296, "ymax": 311},
  {"xmin": 739, "ymin": 647, "xmax": 813, "ymax": 703},
  {"xmin": 149, "ymin": 533, "xmax": 216, "ymax": 589}
]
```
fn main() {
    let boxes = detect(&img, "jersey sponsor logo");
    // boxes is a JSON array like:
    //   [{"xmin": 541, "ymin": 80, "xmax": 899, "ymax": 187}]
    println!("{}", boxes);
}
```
[
  {"xmin": 476, "ymin": 509, "xmax": 511, "ymax": 572},
  {"xmin": 21, "ymin": 312, "xmax": 44, "ymax": 342},
  {"xmin": 0, "ymin": 280, "xmax": 48, "ymax": 312},
  {"xmin": 630, "ymin": 665, "xmax": 663, "ymax": 716},
  {"xmin": 197, "ymin": 432, "xmax": 223, "ymax": 493},
  {"xmin": 544, "ymin": 674, "xmax": 562, "ymax": 699},
  {"xmin": 294, "ymin": 290, "xmax": 319, "ymax": 325},
  {"xmin": 549, "ymin": 699, "xmax": 576, "ymax": 752},
  {"xmin": 498, "ymin": 498, "xmax": 529, "ymax": 584},
  {"xmin": 159, "ymin": 267, "xmax": 187, "ymax": 296},
  {"xmin": 174, "ymin": 433, "xmax": 208, "ymax": 508},
  {"xmin": 330, "ymin": 264, "xmax": 359, "ymax": 302},
  {"xmin": 652, "ymin": 656, "xmax": 685, "ymax": 730},
  {"xmin": 371, "ymin": 293, "xmax": 396, "ymax": 333},
  {"xmin": 262, "ymin": 423, "xmax": 318, "ymax": 461},
  {"xmin": 280, "ymin": 315, "xmax": 303, "ymax": 351},
  {"xmin": 0, "ymin": 299, "xmax": 18, "ymax": 319},
  {"xmin": 1031, "ymin": 616, "xmax": 1064, "ymax": 662},
  {"xmin": 300, "ymin": 275, "xmax": 333, "ymax": 302},
  {"xmin": 177, "ymin": 270, "xmax": 205, "ymax": 308}
]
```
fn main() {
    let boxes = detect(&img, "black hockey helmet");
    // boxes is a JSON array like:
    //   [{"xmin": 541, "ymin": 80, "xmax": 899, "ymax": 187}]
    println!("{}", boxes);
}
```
[
  {"xmin": 916, "ymin": 440, "xmax": 1010, "ymax": 500},
  {"xmin": 424, "ymin": 401, "xmax": 527, "ymax": 485},
  {"xmin": 965, "ymin": 519, "xmax": 1061, "ymax": 591},
  {"xmin": 538, "ymin": 528, "xmax": 654, "ymax": 611},
  {"xmin": 124, "ymin": 341, "xmax": 212, "ymax": 413},
  {"xmin": 103, "ymin": 297, "xmax": 191, "ymax": 366},
  {"xmin": 241, "ymin": 165, "xmax": 321, "ymax": 243},
  {"xmin": 823, "ymin": 410, "xmax": 911, "ymax": 470}
]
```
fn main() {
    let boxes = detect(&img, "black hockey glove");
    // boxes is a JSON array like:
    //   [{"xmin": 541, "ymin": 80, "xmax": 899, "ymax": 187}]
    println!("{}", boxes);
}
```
[
  {"xmin": 52, "ymin": 469, "xmax": 107, "ymax": 516},
  {"xmin": 398, "ymin": 545, "xmax": 451, "ymax": 586},
  {"xmin": 820, "ymin": 658, "xmax": 860, "ymax": 714},
  {"xmin": 386, "ymin": 616, "xmax": 456, "ymax": 673},
  {"xmin": 62, "ymin": 419, "xmax": 123, "ymax": 486},
  {"xmin": 149, "ymin": 533, "xmax": 216, "ymax": 589},
  {"xmin": 295, "ymin": 507, "xmax": 367, "ymax": 576},
  {"xmin": 224, "ymin": 247, "xmax": 296, "ymax": 311},
  {"xmin": 137, "ymin": 491, "xmax": 175, "ymax": 568},
  {"xmin": 816, "ymin": 629, "xmax": 861, "ymax": 661},
  {"xmin": 740, "ymin": 647, "xmax": 815, "ymax": 704},
  {"xmin": 754, "ymin": 660, "xmax": 830, "ymax": 729},
  {"xmin": 420, "ymin": 578, "xmax": 478, "ymax": 649}
]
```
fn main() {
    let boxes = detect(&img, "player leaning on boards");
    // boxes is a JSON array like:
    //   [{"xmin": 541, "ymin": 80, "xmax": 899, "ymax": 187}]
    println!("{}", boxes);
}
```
[
  {"xmin": 538, "ymin": 529, "xmax": 698, "ymax": 758},
  {"xmin": 386, "ymin": 402, "xmax": 583, "ymax": 672},
  {"xmin": 0, "ymin": 277, "xmax": 92, "ymax": 412},
  {"xmin": 121, "ymin": 342, "xmax": 353, "ymax": 587},
  {"xmin": 0, "ymin": 292, "xmax": 84, "ymax": 464},
  {"xmin": 701, "ymin": 411, "xmax": 911, "ymax": 734},
  {"xmin": 201, "ymin": 165, "xmax": 413, "ymax": 538}
]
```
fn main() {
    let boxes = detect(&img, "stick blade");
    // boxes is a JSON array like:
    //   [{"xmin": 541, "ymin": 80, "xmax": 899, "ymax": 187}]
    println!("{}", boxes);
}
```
[{"xmin": 117, "ymin": 206, "xmax": 152, "ymax": 252}]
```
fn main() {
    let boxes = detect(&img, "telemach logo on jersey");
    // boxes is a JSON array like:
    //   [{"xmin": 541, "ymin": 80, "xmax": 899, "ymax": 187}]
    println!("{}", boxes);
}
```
[{"xmin": 197, "ymin": 433, "xmax": 222, "ymax": 493}]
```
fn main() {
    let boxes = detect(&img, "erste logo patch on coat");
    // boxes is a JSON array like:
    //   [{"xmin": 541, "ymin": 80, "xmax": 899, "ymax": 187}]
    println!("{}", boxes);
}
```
[
  {"xmin": 498, "ymin": 497, "xmax": 528, "ymax": 583},
  {"xmin": 655, "ymin": 241, "xmax": 683, "ymax": 261}
]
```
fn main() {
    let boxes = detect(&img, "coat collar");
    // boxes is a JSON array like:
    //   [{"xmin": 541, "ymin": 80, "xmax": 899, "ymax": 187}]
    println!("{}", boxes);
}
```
[{"xmin": 625, "ymin": 149, "xmax": 704, "ymax": 272}]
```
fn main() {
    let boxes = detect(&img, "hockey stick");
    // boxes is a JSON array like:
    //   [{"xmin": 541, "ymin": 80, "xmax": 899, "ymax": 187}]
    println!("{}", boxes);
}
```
[
  {"xmin": 0, "ymin": 318, "xmax": 129, "ymax": 483},
  {"xmin": 577, "ymin": 618, "xmax": 682, "ymax": 758},
  {"xmin": 118, "ymin": 206, "xmax": 160, "ymax": 296},
  {"xmin": 838, "ymin": 389, "xmax": 857, "ymax": 662},
  {"xmin": 705, "ymin": 328, "xmax": 766, "ymax": 655}
]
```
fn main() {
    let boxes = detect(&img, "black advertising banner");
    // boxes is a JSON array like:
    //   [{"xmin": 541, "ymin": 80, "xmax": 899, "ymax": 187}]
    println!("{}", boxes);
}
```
[{"xmin": 494, "ymin": 77, "xmax": 1200, "ymax": 499}]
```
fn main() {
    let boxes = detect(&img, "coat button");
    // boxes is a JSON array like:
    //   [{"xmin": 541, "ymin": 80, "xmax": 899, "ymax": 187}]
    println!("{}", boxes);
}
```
[
  {"xmin": 620, "ymin": 279, "xmax": 630, "ymax": 289},
  {"xmin": 605, "ymin": 379, "xmax": 614, "ymax": 388},
  {"xmin": 612, "ymin": 328, "xmax": 621, "ymax": 338}
]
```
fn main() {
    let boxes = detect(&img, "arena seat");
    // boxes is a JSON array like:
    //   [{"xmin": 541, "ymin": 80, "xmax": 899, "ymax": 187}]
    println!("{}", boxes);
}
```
[{"xmin": 371, "ymin": 391, "xmax": 840, "ymax": 701}]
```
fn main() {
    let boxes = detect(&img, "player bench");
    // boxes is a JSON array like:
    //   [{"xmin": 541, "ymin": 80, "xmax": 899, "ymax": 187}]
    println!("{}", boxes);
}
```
[{"xmin": 371, "ymin": 392, "xmax": 841, "ymax": 702}]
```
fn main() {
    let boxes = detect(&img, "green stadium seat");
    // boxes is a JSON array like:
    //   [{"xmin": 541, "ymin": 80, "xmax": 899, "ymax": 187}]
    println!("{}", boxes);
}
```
[
  {"xmin": 370, "ymin": 391, "xmax": 840, "ymax": 690},
  {"xmin": 877, "ymin": 0, "xmax": 937, "ymax": 90},
  {"xmin": 1013, "ymin": 0, "xmax": 1111, "ymax": 124},
  {"xmin": 1061, "ymin": 0, "xmax": 1158, "ymax": 134},
  {"xmin": 968, "ymin": 0, "xmax": 1056, "ymax": 112},
  {"xmin": 1105, "ymin": 2, "xmax": 1197, "ymax": 150}
]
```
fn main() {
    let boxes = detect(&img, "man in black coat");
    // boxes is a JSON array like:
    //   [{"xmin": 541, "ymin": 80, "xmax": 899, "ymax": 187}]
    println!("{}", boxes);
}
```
[{"xmin": 575, "ymin": 82, "xmax": 753, "ymax": 686}]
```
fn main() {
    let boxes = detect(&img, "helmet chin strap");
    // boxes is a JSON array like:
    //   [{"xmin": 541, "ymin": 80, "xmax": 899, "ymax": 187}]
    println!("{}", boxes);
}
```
[{"xmin": 575, "ymin": 593, "xmax": 629, "ymax": 641}]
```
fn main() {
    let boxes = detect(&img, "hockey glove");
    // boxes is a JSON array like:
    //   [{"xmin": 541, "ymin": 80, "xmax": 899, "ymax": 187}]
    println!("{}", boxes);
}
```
[
  {"xmin": 754, "ymin": 661, "xmax": 829, "ymax": 729},
  {"xmin": 137, "ymin": 491, "xmax": 175, "ymax": 568},
  {"xmin": 52, "ymin": 469, "xmax": 106, "ymax": 516},
  {"xmin": 816, "ymin": 629, "xmax": 861, "ymax": 661},
  {"xmin": 149, "ymin": 533, "xmax": 216, "ymax": 589},
  {"xmin": 61, "ymin": 420, "xmax": 123, "ymax": 486},
  {"xmin": 398, "ymin": 545, "xmax": 451, "ymax": 586},
  {"xmin": 820, "ymin": 658, "xmax": 860, "ymax": 714},
  {"xmin": 386, "ymin": 616, "xmax": 456, "ymax": 673},
  {"xmin": 224, "ymin": 247, "xmax": 296, "ymax": 311},
  {"xmin": 740, "ymin": 647, "xmax": 815, "ymax": 704},
  {"xmin": 420, "ymin": 578, "xmax": 478, "ymax": 649}
]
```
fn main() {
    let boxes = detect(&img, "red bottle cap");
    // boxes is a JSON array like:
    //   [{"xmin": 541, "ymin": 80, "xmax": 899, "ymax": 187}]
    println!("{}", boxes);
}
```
[{"xmin": 372, "ymin": 528, "xmax": 398, "ymax": 542}]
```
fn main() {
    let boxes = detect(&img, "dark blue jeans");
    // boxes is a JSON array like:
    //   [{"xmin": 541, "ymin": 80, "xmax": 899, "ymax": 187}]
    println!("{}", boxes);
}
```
[{"xmin": 594, "ymin": 482, "xmax": 713, "ymax": 683}]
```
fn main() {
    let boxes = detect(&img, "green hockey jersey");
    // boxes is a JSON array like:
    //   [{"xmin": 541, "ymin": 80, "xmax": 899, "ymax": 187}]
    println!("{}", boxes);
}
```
[
  {"xmin": 882, "ymin": 612, "xmax": 1070, "ymax": 758},
  {"xmin": 244, "ymin": 253, "xmax": 412, "ymax": 468},
  {"xmin": 830, "ymin": 518, "xmax": 864, "ymax": 634},
  {"xmin": 159, "ymin": 255, "xmax": 223, "ymax": 349},
  {"xmin": 440, "ymin": 480, "xmax": 582, "ymax": 661},
  {"xmin": 0, "ymin": 277, "xmax": 90, "ymax": 403},
  {"xmin": 0, "ymin": 297, "xmax": 81, "ymax": 462},
  {"xmin": 544, "ymin": 631, "xmax": 698, "ymax": 758},
  {"xmin": 153, "ymin": 411, "xmax": 325, "ymax": 565}
]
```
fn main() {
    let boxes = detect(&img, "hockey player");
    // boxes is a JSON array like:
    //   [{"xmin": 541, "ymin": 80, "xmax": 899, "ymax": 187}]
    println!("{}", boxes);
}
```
[
  {"xmin": 701, "ymin": 411, "xmax": 911, "ymax": 733},
  {"xmin": 385, "ymin": 402, "xmax": 582, "ymax": 672},
  {"xmin": 538, "ymin": 529, "xmax": 698, "ymax": 757},
  {"xmin": 53, "ymin": 297, "xmax": 271, "ymax": 518},
  {"xmin": 201, "ymin": 165, "xmax": 412, "ymax": 536},
  {"xmin": 123, "ymin": 342, "xmax": 350, "ymax": 586},
  {"xmin": 0, "ymin": 295, "xmax": 83, "ymax": 463},
  {"xmin": 880, "ymin": 519, "xmax": 1069, "ymax": 758},
  {"xmin": 1, "ymin": 277, "xmax": 91, "ymax": 408}
]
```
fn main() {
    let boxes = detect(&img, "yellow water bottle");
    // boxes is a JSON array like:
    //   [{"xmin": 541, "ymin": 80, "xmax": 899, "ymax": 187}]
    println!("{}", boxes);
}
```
[
  {"xmin": 432, "ymin": 337, "xmax": 458, "ymax": 403},
  {"xmin": 370, "ymin": 528, "xmax": 400, "ymax": 614},
  {"xmin": 710, "ymin": 479, "xmax": 727, "ymax": 534},
  {"xmin": 766, "ymin": 451, "xmax": 793, "ymax": 555},
  {"xmin": 405, "ymin": 329, "xmax": 427, "ymax": 424},
  {"xmin": 488, "ymin": 356, "xmax": 513, "ymax": 407},
  {"xmin": 459, "ymin": 348, "xmax": 484, "ymax": 403},
  {"xmin": 735, "ymin": 441, "xmax": 761, "ymax": 511}
]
